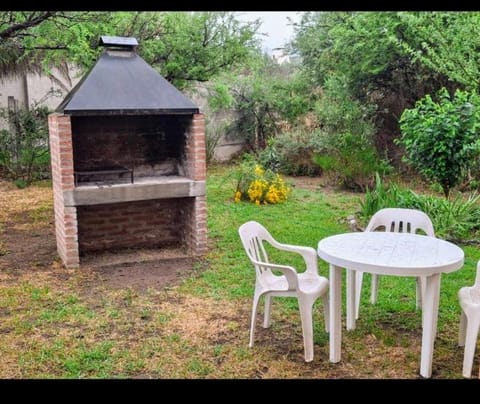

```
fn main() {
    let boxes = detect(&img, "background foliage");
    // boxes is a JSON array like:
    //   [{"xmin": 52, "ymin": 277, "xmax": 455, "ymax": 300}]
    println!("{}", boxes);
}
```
[
  {"xmin": 399, "ymin": 88, "xmax": 480, "ymax": 198},
  {"xmin": 0, "ymin": 105, "xmax": 50, "ymax": 187}
]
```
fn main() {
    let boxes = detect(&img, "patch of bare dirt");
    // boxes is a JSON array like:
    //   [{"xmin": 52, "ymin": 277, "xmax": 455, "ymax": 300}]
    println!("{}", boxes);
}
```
[
  {"xmin": 0, "ymin": 183, "xmax": 57, "ymax": 275},
  {"xmin": 287, "ymin": 175, "xmax": 325, "ymax": 191},
  {"xmin": 287, "ymin": 174, "xmax": 361, "ymax": 198},
  {"xmin": 0, "ymin": 221, "xmax": 56, "ymax": 272},
  {"xmin": 85, "ymin": 256, "xmax": 196, "ymax": 292}
]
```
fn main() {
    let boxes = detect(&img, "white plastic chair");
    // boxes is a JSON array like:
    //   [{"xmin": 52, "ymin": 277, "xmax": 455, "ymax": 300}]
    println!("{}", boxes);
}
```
[
  {"xmin": 238, "ymin": 220, "xmax": 329, "ymax": 362},
  {"xmin": 458, "ymin": 261, "xmax": 480, "ymax": 378},
  {"xmin": 355, "ymin": 208, "xmax": 435, "ymax": 320}
]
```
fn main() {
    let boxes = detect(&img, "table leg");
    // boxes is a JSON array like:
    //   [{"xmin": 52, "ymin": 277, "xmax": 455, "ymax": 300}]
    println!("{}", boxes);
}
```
[
  {"xmin": 329, "ymin": 264, "xmax": 342, "ymax": 363},
  {"xmin": 346, "ymin": 269, "xmax": 356, "ymax": 330},
  {"xmin": 420, "ymin": 273, "xmax": 441, "ymax": 378}
]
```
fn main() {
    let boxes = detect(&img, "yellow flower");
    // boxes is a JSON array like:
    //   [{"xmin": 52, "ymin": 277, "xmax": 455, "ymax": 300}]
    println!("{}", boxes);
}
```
[
  {"xmin": 236, "ymin": 163, "xmax": 291, "ymax": 205},
  {"xmin": 254, "ymin": 164, "xmax": 264, "ymax": 176},
  {"xmin": 234, "ymin": 190, "xmax": 242, "ymax": 202}
]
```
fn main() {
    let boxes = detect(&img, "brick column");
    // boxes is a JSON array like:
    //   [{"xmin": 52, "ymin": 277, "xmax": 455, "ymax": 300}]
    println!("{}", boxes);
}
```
[
  {"xmin": 185, "ymin": 113, "xmax": 206, "ymax": 181},
  {"xmin": 185, "ymin": 195, "xmax": 207, "ymax": 255},
  {"xmin": 184, "ymin": 113, "xmax": 207, "ymax": 255},
  {"xmin": 48, "ymin": 113, "xmax": 79, "ymax": 268}
]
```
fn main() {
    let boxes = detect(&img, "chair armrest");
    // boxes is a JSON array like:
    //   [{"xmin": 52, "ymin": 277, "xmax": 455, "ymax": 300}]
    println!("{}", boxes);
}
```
[
  {"xmin": 268, "ymin": 240, "xmax": 318, "ymax": 272},
  {"xmin": 250, "ymin": 259, "xmax": 299, "ymax": 291}
]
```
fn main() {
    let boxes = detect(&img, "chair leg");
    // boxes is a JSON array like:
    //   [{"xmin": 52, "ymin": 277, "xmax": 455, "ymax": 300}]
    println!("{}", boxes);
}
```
[
  {"xmin": 459, "ymin": 310, "xmax": 467, "ymax": 346},
  {"xmin": 355, "ymin": 271, "xmax": 363, "ymax": 320},
  {"xmin": 322, "ymin": 293, "xmax": 329, "ymax": 333},
  {"xmin": 249, "ymin": 291, "xmax": 262, "ymax": 348},
  {"xmin": 264, "ymin": 295, "xmax": 273, "ymax": 328},
  {"xmin": 416, "ymin": 276, "xmax": 425, "ymax": 310},
  {"xmin": 298, "ymin": 296, "xmax": 315, "ymax": 362},
  {"xmin": 462, "ymin": 314, "xmax": 480, "ymax": 378},
  {"xmin": 371, "ymin": 274, "xmax": 379, "ymax": 304}
]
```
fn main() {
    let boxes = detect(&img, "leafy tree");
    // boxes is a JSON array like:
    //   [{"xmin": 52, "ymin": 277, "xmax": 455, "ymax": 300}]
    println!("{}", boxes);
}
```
[
  {"xmin": 0, "ymin": 12, "xmax": 113, "ymax": 77},
  {"xmin": 208, "ymin": 55, "xmax": 316, "ymax": 151},
  {"xmin": 398, "ymin": 88, "xmax": 480, "ymax": 198},
  {"xmin": 291, "ymin": 12, "xmax": 438, "ymax": 99},
  {"xmin": 312, "ymin": 73, "xmax": 387, "ymax": 191},
  {"xmin": 0, "ymin": 11, "xmax": 260, "ymax": 89},
  {"xmin": 395, "ymin": 12, "xmax": 480, "ymax": 90},
  {"xmin": 291, "ymin": 12, "xmax": 458, "ymax": 164},
  {"xmin": 119, "ymin": 12, "xmax": 260, "ymax": 89}
]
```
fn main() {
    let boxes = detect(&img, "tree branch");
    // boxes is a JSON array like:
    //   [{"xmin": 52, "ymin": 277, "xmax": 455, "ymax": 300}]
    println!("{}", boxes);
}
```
[
  {"xmin": 0, "ymin": 12, "xmax": 57, "ymax": 40},
  {"xmin": 20, "ymin": 46, "xmax": 68, "ymax": 50}
]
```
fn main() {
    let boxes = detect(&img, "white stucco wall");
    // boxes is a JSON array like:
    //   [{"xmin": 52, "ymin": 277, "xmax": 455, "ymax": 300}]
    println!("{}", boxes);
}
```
[
  {"xmin": 187, "ymin": 83, "xmax": 246, "ymax": 162},
  {"xmin": 0, "ymin": 65, "xmax": 81, "ymax": 130}
]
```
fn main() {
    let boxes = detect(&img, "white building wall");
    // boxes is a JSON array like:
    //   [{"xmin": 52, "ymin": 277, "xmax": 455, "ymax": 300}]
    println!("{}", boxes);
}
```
[
  {"xmin": 0, "ymin": 65, "xmax": 81, "ymax": 129},
  {"xmin": 0, "ymin": 77, "xmax": 25, "ymax": 107},
  {"xmin": 187, "ymin": 82, "xmax": 246, "ymax": 162},
  {"xmin": 26, "ymin": 68, "xmax": 81, "ymax": 110}
]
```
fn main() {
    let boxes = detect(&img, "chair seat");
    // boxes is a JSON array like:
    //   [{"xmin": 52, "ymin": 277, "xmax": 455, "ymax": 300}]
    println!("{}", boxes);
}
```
[
  {"xmin": 298, "ymin": 273, "xmax": 329, "ymax": 295},
  {"xmin": 263, "ymin": 273, "xmax": 328, "ymax": 295}
]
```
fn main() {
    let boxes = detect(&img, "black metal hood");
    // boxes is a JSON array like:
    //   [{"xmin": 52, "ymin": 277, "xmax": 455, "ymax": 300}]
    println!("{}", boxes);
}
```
[{"xmin": 56, "ymin": 36, "xmax": 199, "ymax": 115}]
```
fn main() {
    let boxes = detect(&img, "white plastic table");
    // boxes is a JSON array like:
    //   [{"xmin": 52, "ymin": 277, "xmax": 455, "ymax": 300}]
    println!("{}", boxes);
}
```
[{"xmin": 317, "ymin": 231, "xmax": 464, "ymax": 378}]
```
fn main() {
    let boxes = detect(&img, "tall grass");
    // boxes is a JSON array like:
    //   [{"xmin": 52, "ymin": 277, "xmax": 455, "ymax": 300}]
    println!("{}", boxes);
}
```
[{"xmin": 360, "ymin": 173, "xmax": 480, "ymax": 240}]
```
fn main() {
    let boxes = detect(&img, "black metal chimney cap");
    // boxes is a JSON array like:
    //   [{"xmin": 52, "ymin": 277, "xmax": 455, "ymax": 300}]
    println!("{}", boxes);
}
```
[{"xmin": 99, "ymin": 36, "xmax": 138, "ymax": 49}]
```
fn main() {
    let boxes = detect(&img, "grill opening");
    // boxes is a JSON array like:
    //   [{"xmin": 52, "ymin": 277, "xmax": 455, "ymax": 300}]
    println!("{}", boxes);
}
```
[{"xmin": 72, "ymin": 115, "xmax": 190, "ymax": 186}]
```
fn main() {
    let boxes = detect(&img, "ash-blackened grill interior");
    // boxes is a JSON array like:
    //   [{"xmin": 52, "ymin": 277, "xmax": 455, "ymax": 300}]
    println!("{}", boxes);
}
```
[{"xmin": 72, "ymin": 115, "xmax": 190, "ymax": 186}]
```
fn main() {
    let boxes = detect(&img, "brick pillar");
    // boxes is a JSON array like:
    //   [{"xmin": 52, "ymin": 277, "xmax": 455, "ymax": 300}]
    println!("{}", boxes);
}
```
[
  {"xmin": 48, "ymin": 113, "xmax": 79, "ymax": 268},
  {"xmin": 185, "ymin": 113, "xmax": 206, "ymax": 181},
  {"xmin": 184, "ymin": 195, "xmax": 207, "ymax": 255},
  {"xmin": 185, "ymin": 113, "xmax": 207, "ymax": 255}
]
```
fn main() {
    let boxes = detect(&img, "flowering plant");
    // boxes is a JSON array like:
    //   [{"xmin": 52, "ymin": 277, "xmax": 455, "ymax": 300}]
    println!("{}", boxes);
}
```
[{"xmin": 234, "ymin": 161, "xmax": 291, "ymax": 205}]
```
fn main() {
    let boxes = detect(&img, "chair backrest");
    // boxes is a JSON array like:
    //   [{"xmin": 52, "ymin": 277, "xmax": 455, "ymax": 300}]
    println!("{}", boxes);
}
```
[
  {"xmin": 238, "ymin": 221, "xmax": 273, "ymax": 265},
  {"xmin": 365, "ymin": 208, "xmax": 435, "ymax": 236}
]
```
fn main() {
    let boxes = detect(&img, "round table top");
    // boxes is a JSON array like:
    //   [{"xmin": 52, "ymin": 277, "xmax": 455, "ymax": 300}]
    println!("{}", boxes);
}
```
[{"xmin": 317, "ymin": 232, "xmax": 464, "ymax": 276}]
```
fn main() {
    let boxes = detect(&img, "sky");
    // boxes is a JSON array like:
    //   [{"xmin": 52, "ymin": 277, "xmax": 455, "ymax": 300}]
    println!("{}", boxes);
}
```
[{"xmin": 235, "ymin": 12, "xmax": 304, "ymax": 52}]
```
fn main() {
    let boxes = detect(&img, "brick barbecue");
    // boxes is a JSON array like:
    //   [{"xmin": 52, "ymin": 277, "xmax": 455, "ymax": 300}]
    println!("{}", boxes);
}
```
[{"xmin": 48, "ymin": 36, "xmax": 207, "ymax": 268}]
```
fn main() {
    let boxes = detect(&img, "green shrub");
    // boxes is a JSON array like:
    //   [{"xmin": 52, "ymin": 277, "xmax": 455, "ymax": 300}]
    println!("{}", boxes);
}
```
[
  {"xmin": 408, "ymin": 192, "xmax": 480, "ymax": 240},
  {"xmin": 309, "ymin": 73, "xmax": 390, "ymax": 191},
  {"xmin": 398, "ymin": 87, "xmax": 480, "ymax": 198},
  {"xmin": 359, "ymin": 173, "xmax": 401, "ymax": 218},
  {"xmin": 0, "ymin": 105, "xmax": 50, "ymax": 185},
  {"xmin": 314, "ymin": 132, "xmax": 390, "ymax": 192},
  {"xmin": 313, "ymin": 73, "xmax": 375, "ymax": 140},
  {"xmin": 258, "ymin": 129, "xmax": 324, "ymax": 176}
]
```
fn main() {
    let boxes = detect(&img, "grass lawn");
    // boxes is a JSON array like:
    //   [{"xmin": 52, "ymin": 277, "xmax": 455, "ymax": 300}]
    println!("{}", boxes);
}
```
[{"xmin": 0, "ymin": 163, "xmax": 479, "ymax": 378}]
